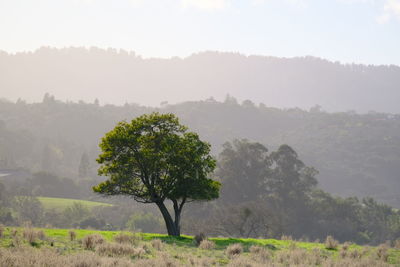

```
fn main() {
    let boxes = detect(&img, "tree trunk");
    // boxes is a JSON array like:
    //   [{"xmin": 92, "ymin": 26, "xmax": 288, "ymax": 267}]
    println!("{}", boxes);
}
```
[
  {"xmin": 156, "ymin": 201, "xmax": 180, "ymax": 236},
  {"xmin": 173, "ymin": 200, "xmax": 181, "ymax": 236}
]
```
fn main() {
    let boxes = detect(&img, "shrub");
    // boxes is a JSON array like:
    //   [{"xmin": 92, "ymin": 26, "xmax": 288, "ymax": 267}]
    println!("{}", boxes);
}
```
[
  {"xmin": 82, "ymin": 234, "xmax": 105, "ymax": 250},
  {"xmin": 377, "ymin": 244, "xmax": 389, "ymax": 262},
  {"xmin": 151, "ymin": 239, "xmax": 163, "ymax": 251},
  {"xmin": 22, "ymin": 228, "xmax": 37, "ymax": 245},
  {"xmin": 69, "ymin": 230, "xmax": 76, "ymax": 241},
  {"xmin": 226, "ymin": 243, "xmax": 243, "ymax": 258},
  {"xmin": 194, "ymin": 233, "xmax": 206, "ymax": 246},
  {"xmin": 199, "ymin": 239, "xmax": 215, "ymax": 250},
  {"xmin": 324, "ymin": 235, "xmax": 338, "ymax": 250}
]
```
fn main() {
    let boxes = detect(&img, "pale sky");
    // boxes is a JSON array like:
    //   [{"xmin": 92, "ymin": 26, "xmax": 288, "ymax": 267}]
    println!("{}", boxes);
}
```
[{"xmin": 0, "ymin": 0, "xmax": 399, "ymax": 65}]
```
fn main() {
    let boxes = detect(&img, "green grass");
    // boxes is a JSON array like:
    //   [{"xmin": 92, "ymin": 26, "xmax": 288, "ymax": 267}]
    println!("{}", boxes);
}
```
[
  {"xmin": 37, "ymin": 197, "xmax": 112, "ymax": 211},
  {"xmin": 0, "ymin": 227, "xmax": 399, "ymax": 265}
]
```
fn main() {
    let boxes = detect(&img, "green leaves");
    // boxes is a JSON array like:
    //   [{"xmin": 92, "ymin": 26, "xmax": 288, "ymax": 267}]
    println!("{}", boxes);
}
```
[{"xmin": 94, "ymin": 112, "xmax": 220, "ymax": 204}]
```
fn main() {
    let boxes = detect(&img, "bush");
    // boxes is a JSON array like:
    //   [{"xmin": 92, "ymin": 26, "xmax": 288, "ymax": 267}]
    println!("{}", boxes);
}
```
[
  {"xmin": 324, "ymin": 236, "xmax": 338, "ymax": 250},
  {"xmin": 226, "ymin": 243, "xmax": 243, "ymax": 258},
  {"xmin": 199, "ymin": 239, "xmax": 215, "ymax": 250},
  {"xmin": 82, "ymin": 234, "xmax": 105, "ymax": 250},
  {"xmin": 151, "ymin": 239, "xmax": 163, "ymax": 251},
  {"xmin": 194, "ymin": 233, "xmax": 206, "ymax": 246},
  {"xmin": 377, "ymin": 244, "xmax": 389, "ymax": 262},
  {"xmin": 22, "ymin": 228, "xmax": 37, "ymax": 245}
]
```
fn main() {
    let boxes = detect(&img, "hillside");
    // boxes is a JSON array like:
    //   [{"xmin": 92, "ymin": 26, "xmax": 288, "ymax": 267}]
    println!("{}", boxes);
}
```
[
  {"xmin": 1, "ymin": 47, "xmax": 400, "ymax": 113},
  {"xmin": 37, "ymin": 197, "xmax": 112, "ymax": 211},
  {"xmin": 1, "ymin": 99, "xmax": 399, "ymax": 207}
]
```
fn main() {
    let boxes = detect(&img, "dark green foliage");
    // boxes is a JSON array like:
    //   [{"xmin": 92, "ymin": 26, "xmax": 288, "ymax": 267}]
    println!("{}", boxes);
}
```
[
  {"xmin": 213, "ymin": 139, "xmax": 400, "ymax": 244},
  {"xmin": 12, "ymin": 196, "xmax": 44, "ymax": 225},
  {"xmin": 94, "ymin": 113, "xmax": 220, "ymax": 236}
]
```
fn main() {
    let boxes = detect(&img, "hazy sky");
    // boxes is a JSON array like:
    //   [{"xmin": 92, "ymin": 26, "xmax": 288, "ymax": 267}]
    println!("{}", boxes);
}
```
[{"xmin": 0, "ymin": 0, "xmax": 399, "ymax": 65}]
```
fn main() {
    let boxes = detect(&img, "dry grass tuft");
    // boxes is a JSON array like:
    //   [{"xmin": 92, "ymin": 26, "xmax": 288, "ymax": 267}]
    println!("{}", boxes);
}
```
[
  {"xmin": 151, "ymin": 239, "xmax": 164, "ymax": 251},
  {"xmin": 280, "ymin": 235, "xmax": 292, "ymax": 241},
  {"xmin": 69, "ymin": 230, "xmax": 76, "ymax": 241},
  {"xmin": 324, "ymin": 235, "xmax": 339, "ymax": 250},
  {"xmin": 199, "ymin": 239, "xmax": 215, "ymax": 250},
  {"xmin": 114, "ymin": 232, "xmax": 140, "ymax": 245},
  {"xmin": 114, "ymin": 232, "xmax": 132, "ymax": 243},
  {"xmin": 37, "ymin": 230, "xmax": 46, "ymax": 240},
  {"xmin": 377, "ymin": 244, "xmax": 389, "ymax": 262},
  {"xmin": 287, "ymin": 240, "xmax": 297, "ymax": 250},
  {"xmin": 189, "ymin": 257, "xmax": 215, "ymax": 267},
  {"xmin": 194, "ymin": 233, "xmax": 206, "ymax": 246},
  {"xmin": 0, "ymin": 247, "xmax": 137, "ymax": 267},
  {"xmin": 82, "ymin": 234, "xmax": 105, "ymax": 250},
  {"xmin": 249, "ymin": 245, "xmax": 271, "ymax": 263},
  {"xmin": 394, "ymin": 239, "xmax": 400, "ymax": 249},
  {"xmin": 349, "ymin": 249, "xmax": 361, "ymax": 259},
  {"xmin": 11, "ymin": 228, "xmax": 18, "ymax": 237},
  {"xmin": 342, "ymin": 241, "xmax": 351, "ymax": 251},
  {"xmin": 249, "ymin": 245, "xmax": 263, "ymax": 254},
  {"xmin": 22, "ymin": 228, "xmax": 37, "ymax": 245},
  {"xmin": 96, "ymin": 242, "xmax": 144, "ymax": 257},
  {"xmin": 228, "ymin": 256, "xmax": 267, "ymax": 267},
  {"xmin": 226, "ymin": 243, "xmax": 243, "ymax": 258}
]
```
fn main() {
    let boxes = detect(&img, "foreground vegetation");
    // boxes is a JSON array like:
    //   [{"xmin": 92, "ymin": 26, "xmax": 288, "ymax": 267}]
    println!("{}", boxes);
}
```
[{"xmin": 0, "ymin": 226, "xmax": 399, "ymax": 266}]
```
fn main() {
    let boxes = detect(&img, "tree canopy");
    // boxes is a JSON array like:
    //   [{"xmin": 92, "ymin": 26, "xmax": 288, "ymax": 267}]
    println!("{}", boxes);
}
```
[{"xmin": 93, "ymin": 112, "xmax": 220, "ymax": 236}]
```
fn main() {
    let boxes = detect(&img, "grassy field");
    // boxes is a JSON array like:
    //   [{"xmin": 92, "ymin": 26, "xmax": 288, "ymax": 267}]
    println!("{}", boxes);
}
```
[
  {"xmin": 0, "ymin": 226, "xmax": 399, "ymax": 266},
  {"xmin": 37, "ymin": 197, "xmax": 113, "ymax": 210}
]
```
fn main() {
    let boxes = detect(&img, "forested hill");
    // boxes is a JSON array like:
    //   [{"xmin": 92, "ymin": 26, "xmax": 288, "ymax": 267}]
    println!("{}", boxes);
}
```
[
  {"xmin": 1, "ymin": 47, "xmax": 400, "ymax": 113},
  {"xmin": 0, "ymin": 98, "xmax": 399, "ymax": 207}
]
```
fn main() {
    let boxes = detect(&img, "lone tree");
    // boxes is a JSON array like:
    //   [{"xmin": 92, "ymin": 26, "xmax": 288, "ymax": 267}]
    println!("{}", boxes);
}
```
[{"xmin": 93, "ymin": 113, "xmax": 220, "ymax": 236}]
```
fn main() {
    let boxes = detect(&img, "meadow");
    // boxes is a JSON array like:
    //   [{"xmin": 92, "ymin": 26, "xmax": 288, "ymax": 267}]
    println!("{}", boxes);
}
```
[
  {"xmin": 37, "ymin": 197, "xmax": 112, "ymax": 210},
  {"xmin": 0, "ymin": 226, "xmax": 399, "ymax": 266}
]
